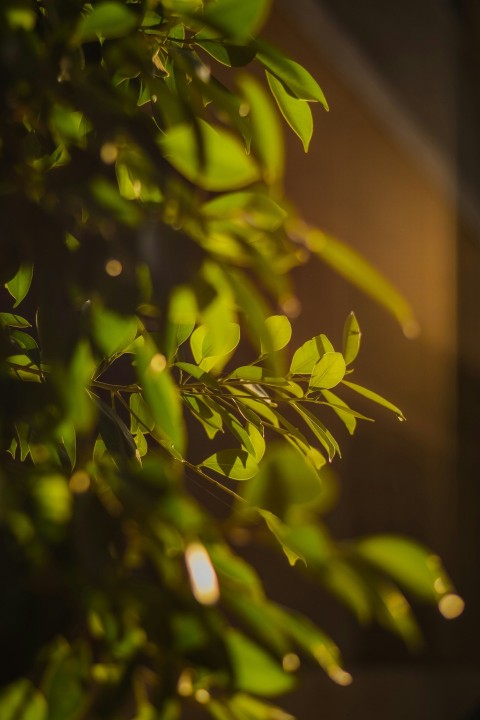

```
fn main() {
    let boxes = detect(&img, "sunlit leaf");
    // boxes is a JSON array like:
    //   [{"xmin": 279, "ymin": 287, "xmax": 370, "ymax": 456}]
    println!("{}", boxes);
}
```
[
  {"xmin": 160, "ymin": 121, "xmax": 260, "ymax": 191},
  {"xmin": 290, "ymin": 335, "xmax": 325, "ymax": 375},
  {"xmin": 266, "ymin": 72, "xmax": 313, "ymax": 152},
  {"xmin": 309, "ymin": 352, "xmax": 346, "ymax": 390},
  {"xmin": 256, "ymin": 40, "xmax": 328, "ymax": 108},
  {"xmin": 320, "ymin": 389, "xmax": 357, "ymax": 435},
  {"xmin": 261, "ymin": 315, "xmax": 292, "ymax": 354},
  {"xmin": 195, "ymin": 36, "xmax": 257, "ymax": 67},
  {"xmin": 342, "ymin": 312, "xmax": 361, "ymax": 365},
  {"xmin": 190, "ymin": 322, "xmax": 240, "ymax": 371},
  {"xmin": 342, "ymin": 380, "xmax": 405, "ymax": 420},
  {"xmin": 5, "ymin": 265, "xmax": 33, "ymax": 308},
  {"xmin": 201, "ymin": 449, "xmax": 258, "ymax": 481},
  {"xmin": 293, "ymin": 403, "xmax": 340, "ymax": 460},
  {"xmin": 202, "ymin": 191, "xmax": 287, "ymax": 231}
]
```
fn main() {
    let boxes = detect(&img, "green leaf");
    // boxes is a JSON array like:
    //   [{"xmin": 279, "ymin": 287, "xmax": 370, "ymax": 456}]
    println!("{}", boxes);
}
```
[
  {"xmin": 290, "ymin": 335, "xmax": 329, "ymax": 375},
  {"xmin": 229, "ymin": 365, "xmax": 287, "ymax": 385},
  {"xmin": 368, "ymin": 578, "xmax": 422, "ymax": 650},
  {"xmin": 5, "ymin": 265, "xmax": 33, "ymax": 308},
  {"xmin": 342, "ymin": 380, "xmax": 405, "ymax": 420},
  {"xmin": 201, "ymin": 0, "xmax": 272, "ymax": 40},
  {"xmin": 136, "ymin": 342, "xmax": 186, "ymax": 456},
  {"xmin": 96, "ymin": 398, "xmax": 137, "ymax": 463},
  {"xmin": 190, "ymin": 322, "xmax": 240, "ymax": 371},
  {"xmin": 277, "ymin": 611, "xmax": 352, "ymax": 686},
  {"xmin": 309, "ymin": 352, "xmax": 346, "ymax": 390},
  {"xmin": 355, "ymin": 535, "xmax": 456, "ymax": 604},
  {"xmin": 0, "ymin": 312, "xmax": 31, "ymax": 328},
  {"xmin": 91, "ymin": 305, "xmax": 138, "ymax": 358},
  {"xmin": 226, "ymin": 629, "xmax": 295, "ymax": 696},
  {"xmin": 261, "ymin": 315, "xmax": 292, "ymax": 354},
  {"xmin": 255, "ymin": 40, "xmax": 328, "ymax": 108},
  {"xmin": 202, "ymin": 191, "xmax": 287, "ymax": 231},
  {"xmin": 62, "ymin": 341, "xmax": 96, "ymax": 431},
  {"xmin": 195, "ymin": 37, "xmax": 257, "ymax": 67},
  {"xmin": 242, "ymin": 444, "xmax": 321, "ymax": 517},
  {"xmin": 160, "ymin": 121, "xmax": 260, "ymax": 191},
  {"xmin": 33, "ymin": 475, "xmax": 72, "ymax": 524},
  {"xmin": 201, "ymin": 449, "xmax": 258, "ymax": 481},
  {"xmin": 304, "ymin": 227, "xmax": 418, "ymax": 335},
  {"xmin": 75, "ymin": 2, "xmax": 138, "ymax": 43},
  {"xmin": 320, "ymin": 389, "xmax": 357, "ymax": 435},
  {"xmin": 266, "ymin": 72, "xmax": 313, "ymax": 152},
  {"xmin": 229, "ymin": 694, "xmax": 295, "ymax": 720},
  {"xmin": 239, "ymin": 74, "xmax": 283, "ymax": 185},
  {"xmin": 342, "ymin": 312, "xmax": 361, "ymax": 365},
  {"xmin": 293, "ymin": 403, "xmax": 340, "ymax": 460}
]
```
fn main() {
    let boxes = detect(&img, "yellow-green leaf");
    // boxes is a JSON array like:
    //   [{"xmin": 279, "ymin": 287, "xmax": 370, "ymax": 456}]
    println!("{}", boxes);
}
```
[
  {"xmin": 309, "ymin": 352, "xmax": 346, "ymax": 390},
  {"xmin": 266, "ymin": 71, "xmax": 313, "ymax": 152},
  {"xmin": 201, "ymin": 449, "xmax": 258, "ymax": 481}
]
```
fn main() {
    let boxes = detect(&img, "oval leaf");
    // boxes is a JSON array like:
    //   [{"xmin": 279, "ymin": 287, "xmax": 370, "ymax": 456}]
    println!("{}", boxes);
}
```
[
  {"xmin": 342, "ymin": 311, "xmax": 361, "ymax": 365},
  {"xmin": 5, "ymin": 265, "xmax": 33, "ymax": 308},
  {"xmin": 309, "ymin": 352, "xmax": 346, "ymax": 390}
]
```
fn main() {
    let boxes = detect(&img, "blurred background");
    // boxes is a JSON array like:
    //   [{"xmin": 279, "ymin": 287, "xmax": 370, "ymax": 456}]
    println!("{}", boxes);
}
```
[{"xmin": 261, "ymin": 0, "xmax": 480, "ymax": 717}]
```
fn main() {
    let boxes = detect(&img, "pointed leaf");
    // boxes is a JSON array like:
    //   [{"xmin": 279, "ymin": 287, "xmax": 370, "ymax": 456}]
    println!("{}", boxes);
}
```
[
  {"xmin": 256, "ymin": 40, "xmax": 328, "ymax": 108},
  {"xmin": 342, "ymin": 312, "xmax": 361, "ymax": 365},
  {"xmin": 75, "ymin": 2, "xmax": 137, "ymax": 42},
  {"xmin": 267, "ymin": 72, "xmax": 313, "ymax": 152},
  {"xmin": 342, "ymin": 380, "xmax": 405, "ymax": 420},
  {"xmin": 226, "ymin": 629, "xmax": 295, "ymax": 696},
  {"xmin": 201, "ymin": 0, "xmax": 272, "ymax": 39},
  {"xmin": 201, "ymin": 449, "xmax": 258, "ymax": 481},
  {"xmin": 5, "ymin": 265, "xmax": 33, "ymax": 308}
]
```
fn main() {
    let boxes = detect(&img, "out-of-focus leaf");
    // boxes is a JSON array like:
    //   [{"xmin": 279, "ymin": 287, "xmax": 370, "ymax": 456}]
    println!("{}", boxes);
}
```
[
  {"xmin": 5, "ymin": 265, "xmax": 33, "ymax": 308},
  {"xmin": 91, "ymin": 305, "xmax": 138, "ymax": 358},
  {"xmin": 342, "ymin": 312, "xmax": 361, "ymax": 365},
  {"xmin": 369, "ymin": 578, "xmax": 423, "ymax": 650},
  {"xmin": 210, "ymin": 544, "xmax": 264, "ymax": 600},
  {"xmin": 74, "ymin": 2, "xmax": 138, "ymax": 43},
  {"xmin": 96, "ymin": 398, "xmax": 137, "ymax": 463},
  {"xmin": 136, "ymin": 341, "xmax": 185, "ymax": 457},
  {"xmin": 260, "ymin": 315, "xmax": 292, "ymax": 354},
  {"xmin": 229, "ymin": 693, "xmax": 295, "ymax": 720},
  {"xmin": 277, "ymin": 610, "xmax": 352, "ymax": 686},
  {"xmin": 200, "ymin": 449, "xmax": 258, "ymax": 481},
  {"xmin": 266, "ymin": 72, "xmax": 313, "ymax": 152},
  {"xmin": 355, "ymin": 535, "xmax": 456, "ymax": 603},
  {"xmin": 242, "ymin": 444, "xmax": 321, "ymax": 518},
  {"xmin": 256, "ymin": 41, "xmax": 328, "ymax": 108},
  {"xmin": 33, "ymin": 474, "xmax": 72, "ymax": 524},
  {"xmin": 200, "ymin": 0, "xmax": 272, "ymax": 40},
  {"xmin": 62, "ymin": 341, "xmax": 96, "ymax": 431},
  {"xmin": 342, "ymin": 380, "xmax": 405, "ymax": 420},
  {"xmin": 160, "ymin": 121, "xmax": 260, "ymax": 191},
  {"xmin": 303, "ymin": 226, "xmax": 418, "ymax": 334},
  {"xmin": 239, "ymin": 74, "xmax": 283, "ymax": 185},
  {"xmin": 309, "ymin": 352, "xmax": 346, "ymax": 390},
  {"xmin": 0, "ymin": 679, "xmax": 48, "ymax": 720},
  {"xmin": 202, "ymin": 191, "xmax": 287, "ymax": 231},
  {"xmin": 321, "ymin": 559, "xmax": 372, "ymax": 622},
  {"xmin": 226, "ymin": 629, "xmax": 295, "ymax": 696}
]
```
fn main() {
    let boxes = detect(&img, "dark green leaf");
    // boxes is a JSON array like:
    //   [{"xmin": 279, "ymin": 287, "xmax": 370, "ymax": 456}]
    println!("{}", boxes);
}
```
[
  {"xmin": 0, "ymin": 312, "xmax": 31, "ymax": 328},
  {"xmin": 5, "ymin": 265, "xmax": 33, "ymax": 308},
  {"xmin": 75, "ymin": 2, "xmax": 138, "ymax": 43}
]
